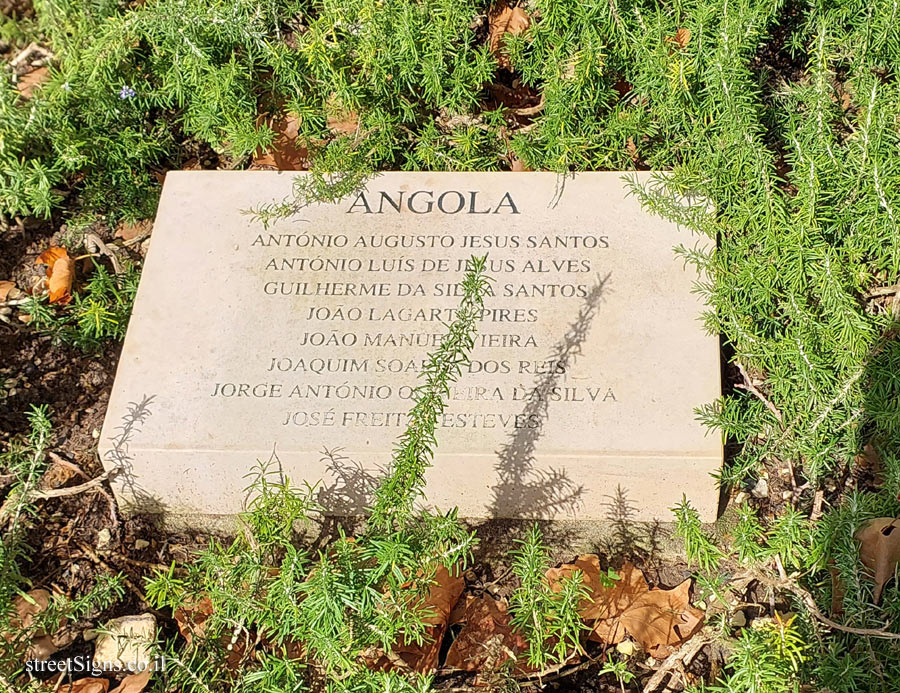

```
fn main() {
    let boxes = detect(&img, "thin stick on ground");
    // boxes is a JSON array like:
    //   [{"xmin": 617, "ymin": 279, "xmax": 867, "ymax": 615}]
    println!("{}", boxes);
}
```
[{"xmin": 735, "ymin": 361, "xmax": 783, "ymax": 424}]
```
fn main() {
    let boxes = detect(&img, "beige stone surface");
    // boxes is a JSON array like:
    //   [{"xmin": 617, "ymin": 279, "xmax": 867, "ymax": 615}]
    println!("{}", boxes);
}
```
[{"xmin": 100, "ymin": 172, "xmax": 721, "ymax": 522}]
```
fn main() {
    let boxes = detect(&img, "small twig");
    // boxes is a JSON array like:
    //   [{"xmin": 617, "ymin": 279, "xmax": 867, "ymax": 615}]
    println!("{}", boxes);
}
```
[
  {"xmin": 810, "ymin": 488, "xmax": 825, "ymax": 522},
  {"xmin": 28, "ymin": 467, "xmax": 119, "ymax": 500},
  {"xmin": 865, "ymin": 284, "xmax": 900, "ymax": 298},
  {"xmin": 754, "ymin": 572, "xmax": 900, "ymax": 640},
  {"xmin": 519, "ymin": 652, "xmax": 598, "ymax": 683},
  {"xmin": 47, "ymin": 452, "xmax": 90, "ymax": 480},
  {"xmin": 788, "ymin": 581, "xmax": 900, "ymax": 639},
  {"xmin": 735, "ymin": 361, "xmax": 783, "ymax": 423},
  {"xmin": 480, "ymin": 565, "xmax": 514, "ymax": 591},
  {"xmin": 83, "ymin": 233, "xmax": 123, "ymax": 275},
  {"xmin": 774, "ymin": 554, "xmax": 788, "ymax": 581},
  {"xmin": 511, "ymin": 95, "xmax": 545, "ymax": 117},
  {"xmin": 642, "ymin": 633, "xmax": 714, "ymax": 693},
  {"xmin": 76, "ymin": 542, "xmax": 147, "ymax": 604},
  {"xmin": 10, "ymin": 41, "xmax": 53, "ymax": 68}
]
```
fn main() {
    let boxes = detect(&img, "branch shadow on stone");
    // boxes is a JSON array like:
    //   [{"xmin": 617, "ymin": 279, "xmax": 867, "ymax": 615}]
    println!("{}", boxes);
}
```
[
  {"xmin": 596, "ymin": 485, "xmax": 664, "ymax": 562},
  {"xmin": 311, "ymin": 446, "xmax": 383, "ymax": 548},
  {"xmin": 102, "ymin": 394, "xmax": 166, "ymax": 514},
  {"xmin": 484, "ymin": 274, "xmax": 610, "ymax": 523}
]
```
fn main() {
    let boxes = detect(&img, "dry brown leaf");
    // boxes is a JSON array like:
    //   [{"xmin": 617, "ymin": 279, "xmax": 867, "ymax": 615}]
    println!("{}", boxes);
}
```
[
  {"xmin": 18, "ymin": 67, "xmax": 50, "ymax": 99},
  {"xmin": 393, "ymin": 565, "xmax": 464, "ymax": 671},
  {"xmin": 6, "ymin": 589, "xmax": 64, "ymax": 661},
  {"xmin": 327, "ymin": 110, "xmax": 360, "ymax": 136},
  {"xmin": 60, "ymin": 678, "xmax": 110, "ymax": 693},
  {"xmin": 114, "ymin": 220, "xmax": 153, "ymax": 242},
  {"xmin": 367, "ymin": 565, "xmax": 464, "ymax": 673},
  {"xmin": 854, "ymin": 444, "xmax": 884, "ymax": 485},
  {"xmin": 488, "ymin": 1, "xmax": 530, "ymax": 69},
  {"xmin": 856, "ymin": 517, "xmax": 900, "ymax": 604},
  {"xmin": 509, "ymin": 155, "xmax": 530, "ymax": 172},
  {"xmin": 445, "ymin": 595, "xmax": 526, "ymax": 672},
  {"xmin": 547, "ymin": 558, "xmax": 648, "ymax": 624},
  {"xmin": 829, "ymin": 560, "xmax": 846, "ymax": 617},
  {"xmin": 174, "ymin": 596, "xmax": 246, "ymax": 669},
  {"xmin": 251, "ymin": 114, "xmax": 310, "ymax": 170},
  {"xmin": 174, "ymin": 595, "xmax": 214, "ymax": 646},
  {"xmin": 0, "ymin": 280, "xmax": 16, "ymax": 301},
  {"xmin": 12, "ymin": 589, "xmax": 52, "ymax": 631},
  {"xmin": 626, "ymin": 136, "xmax": 639, "ymax": 163},
  {"xmin": 582, "ymin": 562, "xmax": 650, "ymax": 644},
  {"xmin": 670, "ymin": 27, "xmax": 691, "ymax": 49},
  {"xmin": 35, "ymin": 247, "xmax": 74, "ymax": 304},
  {"xmin": 109, "ymin": 670, "xmax": 152, "ymax": 693},
  {"xmin": 617, "ymin": 579, "xmax": 704, "ymax": 658}
]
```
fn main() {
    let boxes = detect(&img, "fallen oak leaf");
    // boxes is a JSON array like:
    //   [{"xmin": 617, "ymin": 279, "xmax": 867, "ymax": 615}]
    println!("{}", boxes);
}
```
[
  {"xmin": 392, "ymin": 564, "xmax": 465, "ymax": 672},
  {"xmin": 445, "ymin": 595, "xmax": 526, "ymax": 673},
  {"xmin": 35, "ymin": 247, "xmax": 74, "ymax": 304},
  {"xmin": 618, "ymin": 579, "xmax": 704, "ymax": 658},
  {"xmin": 6, "ymin": 588, "xmax": 72, "ymax": 661},
  {"xmin": 366, "ymin": 564, "xmax": 465, "ymax": 673},
  {"xmin": 488, "ymin": 1, "xmax": 530, "ymax": 69},
  {"xmin": 584, "ymin": 562, "xmax": 651, "ymax": 644},
  {"xmin": 855, "ymin": 517, "xmax": 900, "ymax": 604},
  {"xmin": 668, "ymin": 27, "xmax": 691, "ymax": 49},
  {"xmin": 114, "ymin": 220, "xmax": 153, "ymax": 243},
  {"xmin": 250, "ymin": 113, "xmax": 310, "ymax": 170},
  {"xmin": 17, "ymin": 67, "xmax": 50, "ymax": 99},
  {"xmin": 327, "ymin": 110, "xmax": 360, "ymax": 136},
  {"xmin": 854, "ymin": 444, "xmax": 884, "ymax": 486},
  {"xmin": 0, "ymin": 280, "xmax": 17, "ymax": 301},
  {"xmin": 174, "ymin": 595, "xmax": 214, "ymax": 646},
  {"xmin": 547, "ymin": 558, "xmax": 648, "ymax": 626}
]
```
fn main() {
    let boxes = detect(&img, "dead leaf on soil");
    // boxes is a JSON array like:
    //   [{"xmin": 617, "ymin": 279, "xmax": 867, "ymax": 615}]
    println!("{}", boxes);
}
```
[
  {"xmin": 109, "ymin": 670, "xmax": 152, "ymax": 693},
  {"xmin": 18, "ymin": 67, "xmax": 50, "ymax": 99},
  {"xmin": 668, "ymin": 27, "xmax": 691, "ymax": 49},
  {"xmin": 114, "ymin": 220, "xmax": 153, "ymax": 243},
  {"xmin": 174, "ymin": 596, "xmax": 246, "ymax": 669},
  {"xmin": 626, "ymin": 137, "xmax": 639, "ymax": 163},
  {"xmin": 488, "ymin": 1, "xmax": 531, "ymax": 69},
  {"xmin": 251, "ymin": 113, "xmax": 310, "ymax": 170},
  {"xmin": 12, "ymin": 590, "xmax": 51, "ymax": 627},
  {"xmin": 0, "ymin": 280, "xmax": 17, "ymax": 301},
  {"xmin": 327, "ymin": 110, "xmax": 360, "ymax": 136},
  {"xmin": 547, "ymin": 558, "xmax": 648, "ymax": 624},
  {"xmin": 445, "ymin": 595, "xmax": 526, "ymax": 672},
  {"xmin": 509, "ymin": 154, "xmax": 530, "ymax": 171},
  {"xmin": 395, "ymin": 564, "xmax": 464, "ymax": 671},
  {"xmin": 856, "ymin": 517, "xmax": 900, "ymax": 604},
  {"xmin": 829, "ymin": 560, "xmax": 846, "ymax": 617},
  {"xmin": 854, "ymin": 444, "xmax": 884, "ymax": 485},
  {"xmin": 174, "ymin": 595, "xmax": 214, "ymax": 646},
  {"xmin": 617, "ymin": 579, "xmax": 705, "ymax": 658},
  {"xmin": 59, "ymin": 678, "xmax": 110, "ymax": 693},
  {"xmin": 368, "ymin": 565, "xmax": 465, "ymax": 673},
  {"xmin": 7, "ymin": 589, "xmax": 67, "ymax": 660},
  {"xmin": 35, "ymin": 247, "xmax": 74, "ymax": 304},
  {"xmin": 547, "ymin": 554, "xmax": 648, "ymax": 628}
]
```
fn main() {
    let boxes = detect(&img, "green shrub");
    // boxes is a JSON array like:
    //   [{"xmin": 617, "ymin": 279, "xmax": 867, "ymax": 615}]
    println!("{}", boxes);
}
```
[
  {"xmin": 24, "ymin": 259, "xmax": 139, "ymax": 351},
  {"xmin": 144, "ymin": 258, "xmax": 489, "ymax": 692}
]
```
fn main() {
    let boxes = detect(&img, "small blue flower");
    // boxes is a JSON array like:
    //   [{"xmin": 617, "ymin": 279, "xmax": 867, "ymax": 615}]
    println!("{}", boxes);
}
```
[{"xmin": 118, "ymin": 85, "xmax": 136, "ymax": 99}]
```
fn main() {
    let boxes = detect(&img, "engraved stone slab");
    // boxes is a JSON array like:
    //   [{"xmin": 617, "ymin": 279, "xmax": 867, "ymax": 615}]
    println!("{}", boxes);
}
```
[{"xmin": 100, "ymin": 171, "xmax": 721, "ymax": 522}]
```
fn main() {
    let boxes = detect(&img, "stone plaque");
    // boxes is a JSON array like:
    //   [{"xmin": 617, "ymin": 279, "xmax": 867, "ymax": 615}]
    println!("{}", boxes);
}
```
[{"xmin": 100, "ymin": 172, "xmax": 721, "ymax": 522}]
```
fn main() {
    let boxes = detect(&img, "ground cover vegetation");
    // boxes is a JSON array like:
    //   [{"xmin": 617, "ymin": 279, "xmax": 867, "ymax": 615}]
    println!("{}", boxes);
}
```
[{"xmin": 1, "ymin": 0, "xmax": 900, "ymax": 690}]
